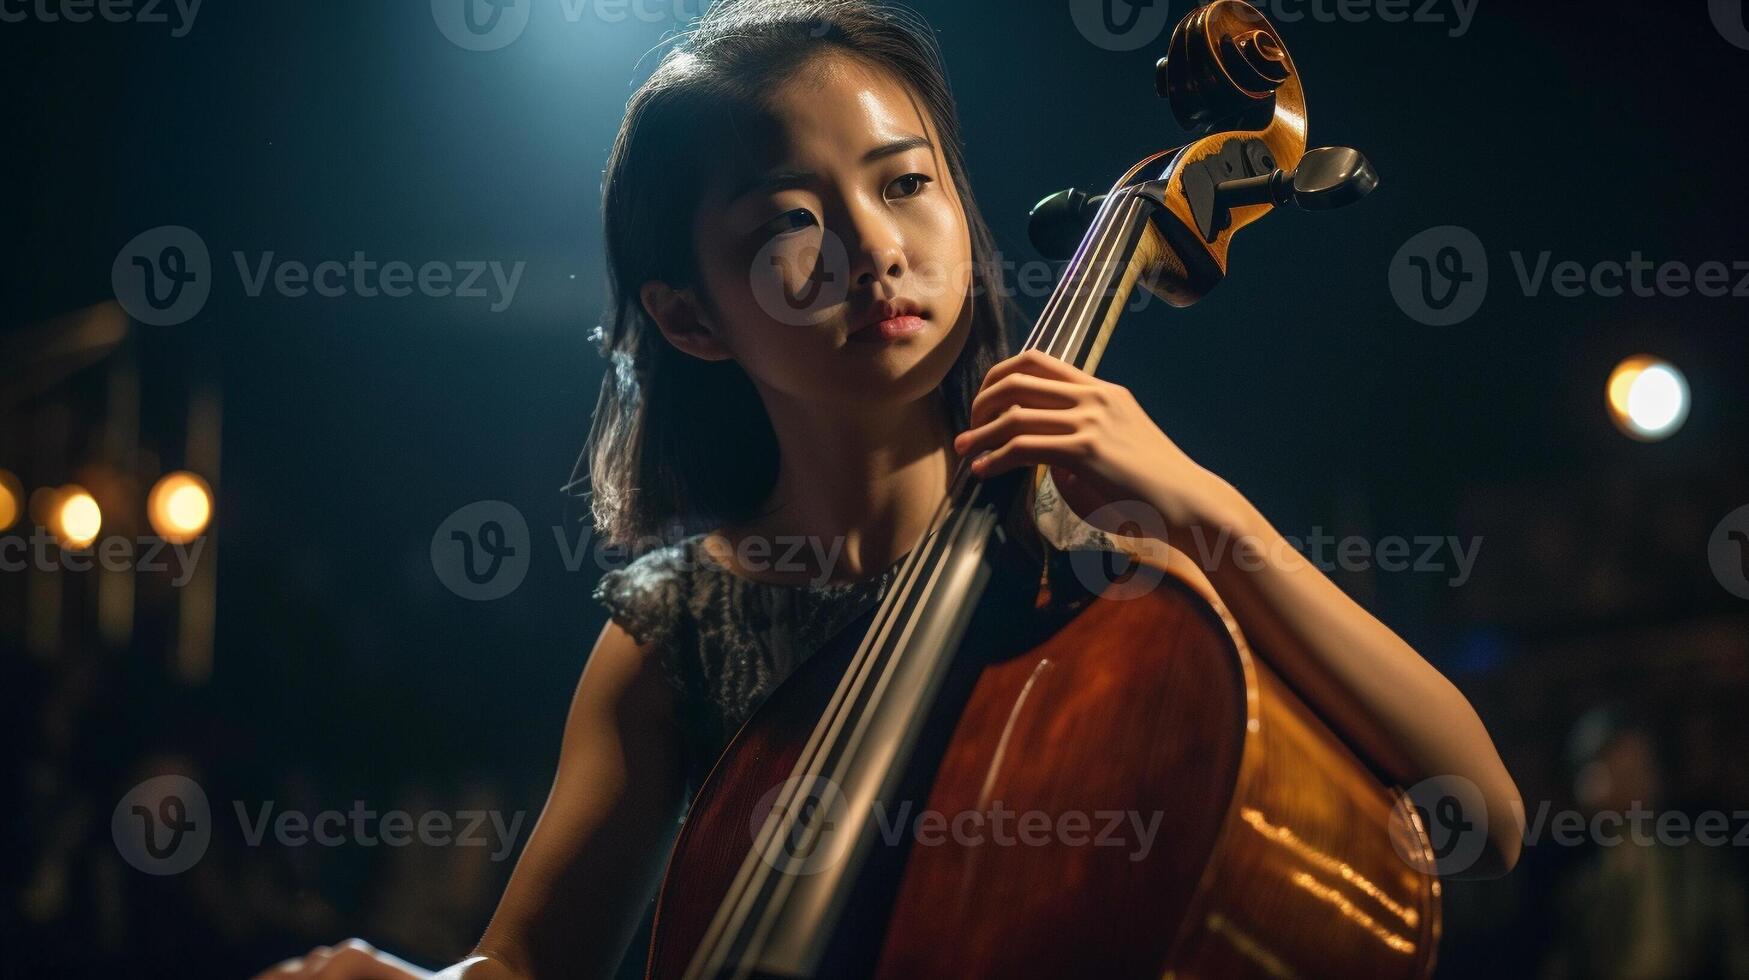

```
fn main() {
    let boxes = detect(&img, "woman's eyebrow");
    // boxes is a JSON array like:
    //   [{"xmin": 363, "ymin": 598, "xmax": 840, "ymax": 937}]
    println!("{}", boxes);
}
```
[
  {"xmin": 728, "ymin": 135, "xmax": 934, "ymax": 203},
  {"xmin": 862, "ymin": 133, "xmax": 932, "ymax": 163}
]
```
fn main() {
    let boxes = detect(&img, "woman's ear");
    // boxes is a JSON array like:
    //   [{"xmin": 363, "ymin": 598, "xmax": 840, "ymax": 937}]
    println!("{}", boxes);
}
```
[{"xmin": 640, "ymin": 281, "xmax": 733, "ymax": 362}]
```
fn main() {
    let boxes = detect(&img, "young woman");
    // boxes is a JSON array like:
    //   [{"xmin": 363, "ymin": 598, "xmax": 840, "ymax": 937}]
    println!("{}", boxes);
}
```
[{"xmin": 254, "ymin": 1, "xmax": 1521, "ymax": 977}]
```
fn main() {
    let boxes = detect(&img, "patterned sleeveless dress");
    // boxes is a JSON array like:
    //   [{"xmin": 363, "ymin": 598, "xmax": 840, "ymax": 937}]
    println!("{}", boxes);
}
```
[{"xmin": 589, "ymin": 471, "xmax": 1109, "ymax": 793}]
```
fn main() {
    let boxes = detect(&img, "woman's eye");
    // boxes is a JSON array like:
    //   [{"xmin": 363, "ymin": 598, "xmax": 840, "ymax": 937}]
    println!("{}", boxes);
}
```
[
  {"xmin": 890, "ymin": 173, "xmax": 932, "ymax": 198},
  {"xmin": 762, "ymin": 208, "xmax": 817, "ymax": 237}
]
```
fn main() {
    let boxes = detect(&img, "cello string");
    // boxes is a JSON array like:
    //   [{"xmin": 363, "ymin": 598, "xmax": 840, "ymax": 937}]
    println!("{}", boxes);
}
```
[
  {"xmin": 691, "ymin": 464, "xmax": 980, "ymax": 978},
  {"xmin": 1023, "ymin": 186, "xmax": 1137, "ymax": 356},
  {"xmin": 691, "ymin": 181, "xmax": 1150, "ymax": 979},
  {"xmin": 1029, "ymin": 181, "xmax": 1148, "ymax": 358},
  {"xmin": 730, "ymin": 482, "xmax": 984, "ymax": 976},
  {"xmin": 687, "ymin": 488, "xmax": 961, "ymax": 977},
  {"xmin": 1036, "ymin": 193, "xmax": 1149, "ymax": 366},
  {"xmin": 699, "ymin": 473, "xmax": 983, "ymax": 979}
]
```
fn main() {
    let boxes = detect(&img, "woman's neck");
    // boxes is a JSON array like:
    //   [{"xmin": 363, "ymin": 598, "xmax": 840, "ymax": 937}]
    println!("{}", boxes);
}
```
[{"xmin": 705, "ymin": 387, "xmax": 958, "ymax": 587}]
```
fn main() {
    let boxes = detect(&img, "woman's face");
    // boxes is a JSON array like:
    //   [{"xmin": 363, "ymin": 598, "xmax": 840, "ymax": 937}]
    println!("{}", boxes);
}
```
[{"xmin": 674, "ymin": 51, "xmax": 976, "ymax": 413}]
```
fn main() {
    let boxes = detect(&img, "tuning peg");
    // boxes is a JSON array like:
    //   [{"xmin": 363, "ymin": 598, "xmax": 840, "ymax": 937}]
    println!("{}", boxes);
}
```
[
  {"xmin": 1028, "ymin": 188, "xmax": 1107, "ymax": 260},
  {"xmin": 1214, "ymin": 145, "xmax": 1379, "ymax": 212}
]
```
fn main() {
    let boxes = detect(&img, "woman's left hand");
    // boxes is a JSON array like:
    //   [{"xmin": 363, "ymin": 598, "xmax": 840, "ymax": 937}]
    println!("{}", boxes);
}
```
[{"xmin": 955, "ymin": 349, "xmax": 1229, "ymax": 539}]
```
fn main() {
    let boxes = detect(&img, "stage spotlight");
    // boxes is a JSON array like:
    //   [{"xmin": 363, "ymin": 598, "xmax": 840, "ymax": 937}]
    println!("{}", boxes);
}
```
[
  {"xmin": 0, "ymin": 470, "xmax": 20, "ymax": 531},
  {"xmin": 1607, "ymin": 355, "xmax": 1689, "ymax": 442},
  {"xmin": 148, "ymin": 471, "xmax": 213, "ymax": 543},
  {"xmin": 52, "ymin": 486, "xmax": 102, "ymax": 549}
]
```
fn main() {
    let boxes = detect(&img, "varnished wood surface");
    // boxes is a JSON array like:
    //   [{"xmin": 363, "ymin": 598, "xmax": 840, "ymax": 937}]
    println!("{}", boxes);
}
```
[
  {"xmin": 870, "ymin": 565, "xmax": 1245, "ymax": 978},
  {"xmin": 647, "ymin": 543, "xmax": 1440, "ymax": 979}
]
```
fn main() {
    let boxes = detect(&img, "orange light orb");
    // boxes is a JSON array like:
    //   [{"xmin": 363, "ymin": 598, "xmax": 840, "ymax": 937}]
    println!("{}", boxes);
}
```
[
  {"xmin": 52, "ymin": 486, "xmax": 102, "ymax": 549},
  {"xmin": 148, "ymin": 471, "xmax": 213, "ymax": 543}
]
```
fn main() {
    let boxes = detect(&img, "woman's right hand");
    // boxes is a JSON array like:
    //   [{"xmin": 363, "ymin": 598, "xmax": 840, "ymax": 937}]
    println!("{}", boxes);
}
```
[{"xmin": 250, "ymin": 938, "xmax": 430, "ymax": 979}]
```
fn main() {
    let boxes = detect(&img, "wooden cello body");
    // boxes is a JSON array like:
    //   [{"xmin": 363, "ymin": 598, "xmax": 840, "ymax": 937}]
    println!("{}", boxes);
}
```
[
  {"xmin": 648, "ymin": 3, "xmax": 1439, "ymax": 976},
  {"xmin": 647, "ymin": 531, "xmax": 1440, "ymax": 979}
]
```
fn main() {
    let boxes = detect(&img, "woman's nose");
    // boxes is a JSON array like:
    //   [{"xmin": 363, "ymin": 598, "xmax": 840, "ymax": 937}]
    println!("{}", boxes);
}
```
[{"xmin": 844, "ymin": 208, "xmax": 905, "ymax": 289}]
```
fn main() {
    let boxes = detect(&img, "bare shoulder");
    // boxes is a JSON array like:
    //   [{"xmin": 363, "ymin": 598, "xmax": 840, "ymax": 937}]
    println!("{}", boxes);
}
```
[{"xmin": 575, "ymin": 617, "xmax": 672, "ymax": 720}]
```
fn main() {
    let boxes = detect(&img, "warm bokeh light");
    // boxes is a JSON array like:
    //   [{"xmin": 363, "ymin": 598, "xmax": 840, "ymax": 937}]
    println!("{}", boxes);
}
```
[
  {"xmin": 1607, "ymin": 355, "xmax": 1689, "ymax": 441},
  {"xmin": 147, "ymin": 471, "xmax": 214, "ymax": 543},
  {"xmin": 0, "ymin": 469, "xmax": 20, "ymax": 531},
  {"xmin": 52, "ymin": 486, "xmax": 102, "ymax": 549}
]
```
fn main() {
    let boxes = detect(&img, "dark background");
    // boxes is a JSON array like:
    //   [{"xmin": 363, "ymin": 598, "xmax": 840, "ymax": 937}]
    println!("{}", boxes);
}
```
[{"xmin": 4, "ymin": 1, "xmax": 1747, "ymax": 977}]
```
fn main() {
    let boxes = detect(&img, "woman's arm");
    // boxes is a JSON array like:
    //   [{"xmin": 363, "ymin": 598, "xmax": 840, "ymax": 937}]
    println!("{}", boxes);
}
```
[
  {"xmin": 1168, "ymin": 476, "xmax": 1525, "ymax": 879},
  {"xmin": 960, "ymin": 350, "xmax": 1524, "ymax": 880},
  {"xmin": 1028, "ymin": 465, "xmax": 1522, "ymax": 879},
  {"xmin": 468, "ymin": 618, "xmax": 687, "ymax": 976},
  {"xmin": 253, "ymin": 619, "xmax": 686, "ymax": 979}
]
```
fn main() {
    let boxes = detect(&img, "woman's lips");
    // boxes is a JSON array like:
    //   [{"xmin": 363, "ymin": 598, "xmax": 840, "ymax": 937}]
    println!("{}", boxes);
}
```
[{"xmin": 849, "ymin": 314, "xmax": 927, "ymax": 344}]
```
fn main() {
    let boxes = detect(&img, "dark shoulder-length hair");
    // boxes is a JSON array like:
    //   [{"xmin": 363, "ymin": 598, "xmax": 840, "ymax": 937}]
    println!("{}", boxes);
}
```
[{"xmin": 577, "ymin": 0, "xmax": 1015, "ymax": 553}]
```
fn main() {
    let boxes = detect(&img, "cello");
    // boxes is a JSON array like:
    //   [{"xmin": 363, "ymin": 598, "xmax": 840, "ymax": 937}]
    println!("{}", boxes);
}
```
[{"xmin": 647, "ymin": 3, "xmax": 1439, "ymax": 977}]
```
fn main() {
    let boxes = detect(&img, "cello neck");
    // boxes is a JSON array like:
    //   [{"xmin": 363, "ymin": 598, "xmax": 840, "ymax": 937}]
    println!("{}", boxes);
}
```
[{"xmin": 1021, "ymin": 175, "xmax": 1177, "ymax": 377}]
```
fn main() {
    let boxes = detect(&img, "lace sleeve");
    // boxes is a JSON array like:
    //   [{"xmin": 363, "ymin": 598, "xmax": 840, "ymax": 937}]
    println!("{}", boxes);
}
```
[
  {"xmin": 1029, "ymin": 468, "xmax": 1116, "ymax": 553},
  {"xmin": 591, "ymin": 545, "xmax": 689, "ymax": 652}
]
